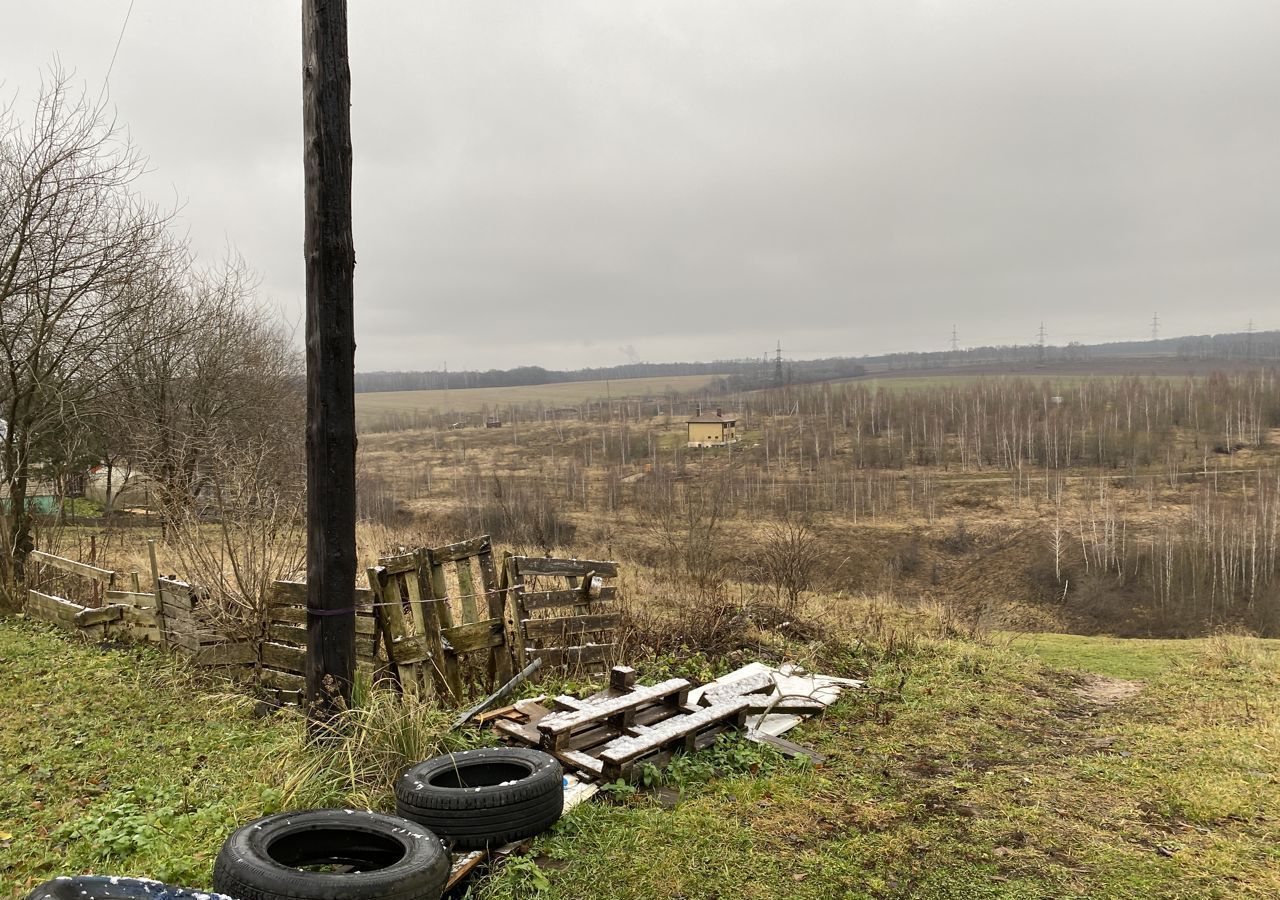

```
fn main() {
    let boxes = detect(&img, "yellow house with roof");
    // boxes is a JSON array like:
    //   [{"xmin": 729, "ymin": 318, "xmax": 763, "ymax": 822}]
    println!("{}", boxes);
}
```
[{"xmin": 686, "ymin": 409, "xmax": 738, "ymax": 447}]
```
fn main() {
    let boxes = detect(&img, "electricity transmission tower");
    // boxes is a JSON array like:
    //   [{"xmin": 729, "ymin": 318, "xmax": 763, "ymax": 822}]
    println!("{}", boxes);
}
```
[
  {"xmin": 950, "ymin": 326, "xmax": 959, "ymax": 353},
  {"xmin": 1037, "ymin": 323, "xmax": 1047, "ymax": 363},
  {"xmin": 1150, "ymin": 312, "xmax": 1160, "ymax": 342},
  {"xmin": 773, "ymin": 341, "xmax": 784, "ymax": 388}
]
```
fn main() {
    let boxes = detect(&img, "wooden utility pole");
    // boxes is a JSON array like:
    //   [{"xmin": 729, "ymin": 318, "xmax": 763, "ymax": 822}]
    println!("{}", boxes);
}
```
[{"xmin": 303, "ymin": 0, "xmax": 357, "ymax": 726}]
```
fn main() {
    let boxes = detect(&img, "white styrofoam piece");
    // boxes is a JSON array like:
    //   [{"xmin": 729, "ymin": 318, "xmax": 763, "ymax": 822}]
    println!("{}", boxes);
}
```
[{"xmin": 687, "ymin": 662, "xmax": 864, "ymax": 738}]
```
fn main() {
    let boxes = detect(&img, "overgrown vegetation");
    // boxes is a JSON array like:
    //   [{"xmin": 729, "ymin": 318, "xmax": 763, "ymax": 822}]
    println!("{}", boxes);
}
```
[{"xmin": 6, "ymin": 614, "xmax": 1279, "ymax": 899}]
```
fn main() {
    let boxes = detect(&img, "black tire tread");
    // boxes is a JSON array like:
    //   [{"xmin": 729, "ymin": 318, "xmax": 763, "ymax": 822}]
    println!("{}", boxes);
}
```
[{"xmin": 394, "ymin": 748, "xmax": 564, "ymax": 849}]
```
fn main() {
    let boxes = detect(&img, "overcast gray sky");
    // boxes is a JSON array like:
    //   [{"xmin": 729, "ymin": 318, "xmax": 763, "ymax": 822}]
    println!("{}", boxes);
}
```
[{"xmin": 4, "ymin": 2, "xmax": 1278, "ymax": 371}]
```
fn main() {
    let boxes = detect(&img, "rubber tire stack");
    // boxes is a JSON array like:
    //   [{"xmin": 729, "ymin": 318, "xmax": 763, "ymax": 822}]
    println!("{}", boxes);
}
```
[
  {"xmin": 211, "ymin": 809, "xmax": 450, "ymax": 900},
  {"xmin": 395, "ymin": 747, "xmax": 564, "ymax": 850}
]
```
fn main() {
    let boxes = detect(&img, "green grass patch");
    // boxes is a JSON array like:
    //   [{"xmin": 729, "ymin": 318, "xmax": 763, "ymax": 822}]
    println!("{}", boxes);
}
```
[
  {"xmin": 5, "ymin": 620, "xmax": 1280, "ymax": 898},
  {"xmin": 1006, "ymin": 633, "xmax": 1195, "ymax": 679}
]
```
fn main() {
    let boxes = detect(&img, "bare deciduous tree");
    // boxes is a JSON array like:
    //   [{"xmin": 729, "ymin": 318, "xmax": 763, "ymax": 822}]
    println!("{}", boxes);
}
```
[{"xmin": 0, "ymin": 70, "xmax": 181, "ymax": 602}]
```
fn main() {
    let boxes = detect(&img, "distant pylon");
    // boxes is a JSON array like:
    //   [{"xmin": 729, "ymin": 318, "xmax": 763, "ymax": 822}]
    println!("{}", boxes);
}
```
[
  {"xmin": 1150, "ymin": 312, "xmax": 1159, "ymax": 342},
  {"xmin": 1037, "ymin": 323, "xmax": 1046, "ymax": 362},
  {"xmin": 773, "ymin": 341, "xmax": 784, "ymax": 388},
  {"xmin": 950, "ymin": 326, "xmax": 959, "ymax": 353}
]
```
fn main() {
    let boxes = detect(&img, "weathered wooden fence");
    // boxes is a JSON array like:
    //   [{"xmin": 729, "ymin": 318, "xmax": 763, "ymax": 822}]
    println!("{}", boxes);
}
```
[{"xmin": 22, "ymin": 535, "xmax": 622, "ymax": 707}]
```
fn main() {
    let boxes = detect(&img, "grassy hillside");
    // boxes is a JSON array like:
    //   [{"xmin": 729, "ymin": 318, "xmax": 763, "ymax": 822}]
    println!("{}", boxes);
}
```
[{"xmin": 3, "ymin": 618, "xmax": 1278, "ymax": 899}]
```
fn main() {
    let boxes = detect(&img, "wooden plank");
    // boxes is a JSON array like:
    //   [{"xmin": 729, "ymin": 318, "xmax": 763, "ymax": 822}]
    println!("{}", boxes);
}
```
[
  {"xmin": 522, "ymin": 614, "xmax": 620, "ymax": 642},
  {"xmin": 148, "ymin": 539, "xmax": 166, "ymax": 645},
  {"xmin": 75, "ymin": 604, "xmax": 124, "ymax": 627},
  {"xmin": 422, "ymin": 554, "xmax": 462, "ymax": 700},
  {"xmin": 25, "ymin": 590, "xmax": 85, "ymax": 626},
  {"xmin": 493, "ymin": 717, "xmax": 543, "ymax": 746},
  {"xmin": 261, "ymin": 641, "xmax": 306, "ymax": 673},
  {"xmin": 165, "ymin": 630, "xmax": 201, "ymax": 654},
  {"xmin": 260, "ymin": 668, "xmax": 306, "ymax": 691},
  {"xmin": 531, "ymin": 643, "xmax": 614, "ymax": 670},
  {"xmin": 455, "ymin": 555, "xmax": 479, "ymax": 625},
  {"xmin": 378, "ymin": 552, "xmax": 418, "ymax": 575},
  {"xmin": 521, "ymin": 587, "xmax": 616, "ymax": 612},
  {"xmin": 267, "ymin": 603, "xmax": 378, "ymax": 634},
  {"xmin": 192, "ymin": 642, "xmax": 258, "ymax": 667},
  {"xmin": 538, "ymin": 678, "xmax": 691, "ymax": 739},
  {"xmin": 745, "ymin": 731, "xmax": 827, "ymax": 763},
  {"xmin": 745, "ymin": 698, "xmax": 827, "ymax": 716},
  {"xmin": 478, "ymin": 546, "xmax": 513, "ymax": 686},
  {"xmin": 387, "ymin": 632, "xmax": 431, "ymax": 665},
  {"xmin": 428, "ymin": 534, "xmax": 491, "ymax": 564},
  {"xmin": 557, "ymin": 749, "xmax": 605, "ymax": 777},
  {"xmin": 598, "ymin": 698, "xmax": 752, "ymax": 777},
  {"xmin": 512, "ymin": 557, "xmax": 618, "ymax": 578},
  {"xmin": 122, "ymin": 606, "xmax": 158, "ymax": 627},
  {"xmin": 267, "ymin": 621, "xmax": 377, "ymax": 656},
  {"xmin": 272, "ymin": 579, "xmax": 374, "ymax": 610},
  {"xmin": 699, "ymin": 671, "xmax": 775, "ymax": 706},
  {"xmin": 105, "ymin": 590, "xmax": 158, "ymax": 608},
  {"xmin": 30, "ymin": 550, "xmax": 115, "ymax": 584},
  {"xmin": 441, "ymin": 618, "xmax": 505, "ymax": 654}
]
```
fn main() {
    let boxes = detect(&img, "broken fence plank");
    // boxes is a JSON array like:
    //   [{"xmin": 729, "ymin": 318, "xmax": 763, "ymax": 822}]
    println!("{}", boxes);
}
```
[
  {"xmin": 512, "ymin": 557, "xmax": 619, "ymax": 578},
  {"xmin": 520, "ymin": 587, "xmax": 617, "ymax": 612},
  {"xmin": 440, "ymin": 618, "xmax": 506, "ymax": 654},
  {"xmin": 529, "ymin": 643, "xmax": 614, "ymax": 669},
  {"xmin": 429, "ymin": 534, "xmax": 491, "ymax": 564},
  {"xmin": 74, "ymin": 604, "xmax": 125, "ymax": 627},
  {"xmin": 30, "ymin": 550, "xmax": 115, "ymax": 584},
  {"xmin": 521, "ymin": 613, "xmax": 621, "ymax": 642}
]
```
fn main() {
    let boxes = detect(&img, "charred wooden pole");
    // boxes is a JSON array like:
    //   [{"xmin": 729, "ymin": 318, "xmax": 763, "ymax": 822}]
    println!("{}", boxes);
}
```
[{"xmin": 303, "ymin": 0, "xmax": 357, "ymax": 727}]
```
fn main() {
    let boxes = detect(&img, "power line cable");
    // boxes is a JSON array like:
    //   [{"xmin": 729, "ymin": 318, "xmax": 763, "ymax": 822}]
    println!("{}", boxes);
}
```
[{"xmin": 99, "ymin": 0, "xmax": 137, "ymax": 103}]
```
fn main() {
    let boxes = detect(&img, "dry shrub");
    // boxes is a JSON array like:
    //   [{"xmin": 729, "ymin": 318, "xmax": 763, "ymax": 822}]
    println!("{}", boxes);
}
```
[
  {"xmin": 460, "ymin": 476, "xmax": 575, "ymax": 553},
  {"xmin": 755, "ymin": 519, "xmax": 824, "ymax": 616},
  {"xmin": 1199, "ymin": 629, "xmax": 1278, "ymax": 672},
  {"xmin": 163, "ymin": 442, "xmax": 304, "ymax": 641},
  {"xmin": 613, "ymin": 567, "xmax": 750, "ymax": 661}
]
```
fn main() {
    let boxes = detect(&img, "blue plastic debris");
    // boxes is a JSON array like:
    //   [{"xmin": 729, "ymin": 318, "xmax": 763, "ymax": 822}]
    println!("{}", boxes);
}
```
[{"xmin": 25, "ymin": 876, "xmax": 238, "ymax": 900}]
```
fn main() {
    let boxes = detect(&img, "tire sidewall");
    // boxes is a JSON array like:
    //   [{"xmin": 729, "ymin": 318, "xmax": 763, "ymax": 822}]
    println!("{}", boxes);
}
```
[{"xmin": 214, "ymin": 809, "xmax": 448, "ymax": 900}]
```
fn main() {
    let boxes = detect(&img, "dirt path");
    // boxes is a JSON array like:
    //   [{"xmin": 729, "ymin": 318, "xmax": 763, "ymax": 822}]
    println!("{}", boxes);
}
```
[{"xmin": 1071, "ymin": 674, "xmax": 1144, "ymax": 705}]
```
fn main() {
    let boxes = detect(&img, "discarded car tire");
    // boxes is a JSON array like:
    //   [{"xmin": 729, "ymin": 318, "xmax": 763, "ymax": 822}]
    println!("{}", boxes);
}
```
[
  {"xmin": 26, "ymin": 877, "xmax": 236, "ymax": 900},
  {"xmin": 212, "ymin": 808, "xmax": 450, "ymax": 900},
  {"xmin": 395, "ymin": 747, "xmax": 564, "ymax": 849}
]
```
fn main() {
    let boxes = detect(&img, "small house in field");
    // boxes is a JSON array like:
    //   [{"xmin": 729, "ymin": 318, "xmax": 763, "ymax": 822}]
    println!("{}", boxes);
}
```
[{"xmin": 686, "ymin": 408, "xmax": 738, "ymax": 447}]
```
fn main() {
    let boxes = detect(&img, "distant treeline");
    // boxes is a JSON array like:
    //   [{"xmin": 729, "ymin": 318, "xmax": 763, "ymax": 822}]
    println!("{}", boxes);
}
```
[
  {"xmin": 866, "ymin": 330, "xmax": 1280, "ymax": 371},
  {"xmin": 355, "ymin": 358, "xmax": 868, "ymax": 393},
  {"xmin": 355, "ymin": 330, "xmax": 1278, "ymax": 393}
]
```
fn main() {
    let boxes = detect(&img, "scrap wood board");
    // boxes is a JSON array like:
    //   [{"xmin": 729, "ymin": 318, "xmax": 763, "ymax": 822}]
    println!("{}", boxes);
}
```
[{"xmin": 492, "ymin": 663, "xmax": 862, "ymax": 780}]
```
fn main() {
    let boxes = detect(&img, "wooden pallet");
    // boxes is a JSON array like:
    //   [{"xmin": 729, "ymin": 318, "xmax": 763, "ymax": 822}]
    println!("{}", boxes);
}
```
[
  {"xmin": 495, "ymin": 666, "xmax": 755, "ymax": 780},
  {"xmin": 503, "ymin": 555, "xmax": 620, "ymax": 675},
  {"xmin": 259, "ymin": 580, "xmax": 384, "ymax": 701}
]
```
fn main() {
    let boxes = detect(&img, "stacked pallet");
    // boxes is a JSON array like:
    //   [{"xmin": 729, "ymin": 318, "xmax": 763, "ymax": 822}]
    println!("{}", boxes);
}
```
[{"xmin": 495, "ymin": 666, "xmax": 755, "ymax": 780}]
